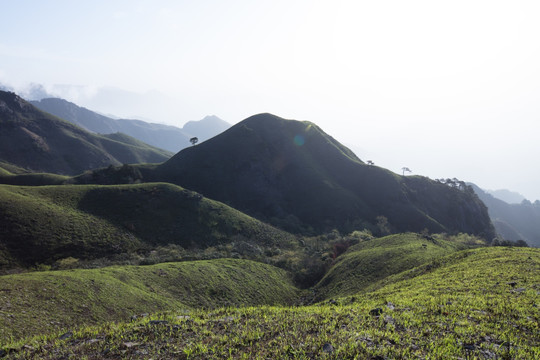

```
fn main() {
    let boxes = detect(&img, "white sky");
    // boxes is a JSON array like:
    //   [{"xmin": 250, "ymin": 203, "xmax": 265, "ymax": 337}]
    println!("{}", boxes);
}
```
[{"xmin": 1, "ymin": 0, "xmax": 539, "ymax": 201}]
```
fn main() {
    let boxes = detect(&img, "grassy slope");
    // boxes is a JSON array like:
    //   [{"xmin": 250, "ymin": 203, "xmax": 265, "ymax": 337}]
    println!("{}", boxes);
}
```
[
  {"xmin": 0, "ymin": 183, "xmax": 294, "ymax": 269},
  {"xmin": 0, "ymin": 161, "xmax": 71, "ymax": 186},
  {"xmin": 0, "ymin": 162, "xmax": 28, "ymax": 175},
  {"xmin": 2, "ymin": 247, "xmax": 537, "ymax": 359},
  {"xmin": 0, "ymin": 184, "xmax": 143, "ymax": 268},
  {"xmin": 314, "ymin": 233, "xmax": 471, "ymax": 300},
  {"xmin": 0, "ymin": 259, "xmax": 298, "ymax": 343}
]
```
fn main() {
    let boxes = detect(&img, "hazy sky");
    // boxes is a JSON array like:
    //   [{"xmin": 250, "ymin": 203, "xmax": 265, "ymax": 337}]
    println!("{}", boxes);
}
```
[{"xmin": 1, "ymin": 0, "xmax": 539, "ymax": 200}]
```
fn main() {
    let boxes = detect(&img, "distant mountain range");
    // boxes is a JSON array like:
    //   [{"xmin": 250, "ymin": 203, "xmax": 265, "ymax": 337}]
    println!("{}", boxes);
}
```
[
  {"xmin": 470, "ymin": 184, "xmax": 540, "ymax": 247},
  {"xmin": 486, "ymin": 188, "xmax": 526, "ymax": 204},
  {"xmin": 30, "ymin": 97, "xmax": 230, "ymax": 153},
  {"xmin": 0, "ymin": 90, "xmax": 172, "ymax": 175}
]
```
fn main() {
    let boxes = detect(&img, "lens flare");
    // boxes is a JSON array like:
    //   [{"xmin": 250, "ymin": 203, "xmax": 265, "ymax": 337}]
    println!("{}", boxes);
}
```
[{"xmin": 294, "ymin": 135, "xmax": 305, "ymax": 146}]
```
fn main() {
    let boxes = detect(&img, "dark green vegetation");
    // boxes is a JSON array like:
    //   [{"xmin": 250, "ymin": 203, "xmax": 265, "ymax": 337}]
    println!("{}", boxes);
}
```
[
  {"xmin": 153, "ymin": 113, "xmax": 495, "ymax": 238},
  {"xmin": 0, "ymin": 259, "xmax": 298, "ymax": 342},
  {"xmin": 471, "ymin": 184, "xmax": 540, "ymax": 247},
  {"xmin": 0, "ymin": 91, "xmax": 172, "ymax": 175},
  {"xmin": 30, "ymin": 98, "xmax": 230, "ymax": 152},
  {"xmin": 0, "ymin": 183, "xmax": 295, "ymax": 271},
  {"xmin": 2, "ymin": 246, "xmax": 537, "ymax": 359}
]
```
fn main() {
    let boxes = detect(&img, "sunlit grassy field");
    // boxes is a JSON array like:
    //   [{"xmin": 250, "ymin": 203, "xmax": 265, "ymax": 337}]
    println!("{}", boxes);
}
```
[{"xmin": 2, "ymin": 246, "xmax": 538, "ymax": 359}]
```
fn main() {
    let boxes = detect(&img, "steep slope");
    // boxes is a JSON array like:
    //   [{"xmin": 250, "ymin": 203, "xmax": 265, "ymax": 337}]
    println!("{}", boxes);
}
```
[
  {"xmin": 30, "ymin": 97, "xmax": 230, "ymax": 152},
  {"xmin": 0, "ymin": 91, "xmax": 172, "ymax": 175},
  {"xmin": 0, "ymin": 183, "xmax": 294, "ymax": 270},
  {"xmin": 471, "ymin": 184, "xmax": 540, "ymax": 247},
  {"xmin": 0, "ymin": 259, "xmax": 298, "ymax": 342},
  {"xmin": 157, "ymin": 113, "xmax": 495, "ymax": 238}
]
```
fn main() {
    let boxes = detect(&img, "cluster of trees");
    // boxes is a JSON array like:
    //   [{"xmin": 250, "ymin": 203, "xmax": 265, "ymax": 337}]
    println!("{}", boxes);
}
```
[{"xmin": 435, "ymin": 178, "xmax": 472, "ymax": 192}]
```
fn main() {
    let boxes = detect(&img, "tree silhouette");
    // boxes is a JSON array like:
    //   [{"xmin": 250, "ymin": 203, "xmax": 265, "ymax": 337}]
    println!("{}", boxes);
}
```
[
  {"xmin": 402, "ymin": 167, "xmax": 411, "ymax": 176},
  {"xmin": 190, "ymin": 137, "xmax": 198, "ymax": 146},
  {"xmin": 367, "ymin": 160, "xmax": 374, "ymax": 166}
]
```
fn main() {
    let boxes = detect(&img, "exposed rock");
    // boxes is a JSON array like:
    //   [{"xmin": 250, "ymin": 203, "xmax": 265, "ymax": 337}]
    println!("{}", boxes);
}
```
[
  {"xmin": 322, "ymin": 343, "xmax": 334, "ymax": 353},
  {"xmin": 369, "ymin": 308, "xmax": 383, "ymax": 316},
  {"xmin": 507, "ymin": 281, "xmax": 517, "ymax": 288},
  {"xmin": 58, "ymin": 331, "xmax": 73, "ymax": 340},
  {"xmin": 122, "ymin": 342, "xmax": 140, "ymax": 348},
  {"xmin": 148, "ymin": 320, "xmax": 169, "ymax": 325},
  {"xmin": 217, "ymin": 316, "xmax": 235, "ymax": 322}
]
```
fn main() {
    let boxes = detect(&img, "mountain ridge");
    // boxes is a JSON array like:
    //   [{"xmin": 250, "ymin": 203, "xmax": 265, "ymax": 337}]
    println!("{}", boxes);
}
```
[
  {"xmin": 0, "ymin": 91, "xmax": 172, "ymax": 175},
  {"xmin": 471, "ymin": 183, "xmax": 540, "ymax": 247},
  {"xmin": 30, "ymin": 97, "xmax": 230, "ymax": 152}
]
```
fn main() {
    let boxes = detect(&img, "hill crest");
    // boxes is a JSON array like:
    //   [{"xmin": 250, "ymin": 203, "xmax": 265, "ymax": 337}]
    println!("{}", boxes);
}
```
[{"xmin": 157, "ymin": 113, "xmax": 495, "ymax": 238}]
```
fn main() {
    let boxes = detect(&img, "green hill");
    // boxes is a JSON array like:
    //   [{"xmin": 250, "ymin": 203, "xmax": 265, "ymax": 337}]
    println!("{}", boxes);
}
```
[
  {"xmin": 2, "ymin": 247, "xmax": 537, "ymax": 359},
  {"xmin": 0, "ymin": 90, "xmax": 172, "ymax": 175},
  {"xmin": 0, "ymin": 161, "xmax": 70, "ymax": 186},
  {"xmin": 155, "ymin": 113, "xmax": 495, "ymax": 238},
  {"xmin": 313, "ymin": 233, "xmax": 477, "ymax": 300},
  {"xmin": 0, "ymin": 183, "xmax": 294, "ymax": 270},
  {"xmin": 0, "ymin": 258, "xmax": 298, "ymax": 343}
]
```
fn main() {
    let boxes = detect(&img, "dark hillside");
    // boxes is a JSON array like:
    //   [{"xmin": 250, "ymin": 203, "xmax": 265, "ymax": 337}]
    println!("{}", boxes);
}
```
[
  {"xmin": 157, "ymin": 113, "xmax": 495, "ymax": 238},
  {"xmin": 0, "ymin": 183, "xmax": 294, "ymax": 270},
  {"xmin": 0, "ymin": 91, "xmax": 172, "ymax": 175}
]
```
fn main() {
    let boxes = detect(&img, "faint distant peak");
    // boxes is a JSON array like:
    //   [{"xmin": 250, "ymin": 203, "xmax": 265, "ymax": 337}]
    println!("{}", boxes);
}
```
[
  {"xmin": 487, "ymin": 189, "xmax": 526, "ymax": 204},
  {"xmin": 185, "ymin": 115, "xmax": 230, "ymax": 126},
  {"xmin": 181, "ymin": 115, "xmax": 231, "ymax": 142}
]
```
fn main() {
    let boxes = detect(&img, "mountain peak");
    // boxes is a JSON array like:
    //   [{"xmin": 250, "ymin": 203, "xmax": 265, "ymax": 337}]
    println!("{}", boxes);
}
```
[
  {"xmin": 181, "ymin": 115, "xmax": 231, "ymax": 142},
  {"xmin": 159, "ymin": 113, "xmax": 494, "ymax": 237},
  {"xmin": 0, "ymin": 90, "xmax": 33, "ymax": 115}
]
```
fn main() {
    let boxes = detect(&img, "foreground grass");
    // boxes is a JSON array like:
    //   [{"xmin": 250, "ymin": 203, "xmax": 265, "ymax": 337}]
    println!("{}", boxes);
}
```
[
  {"xmin": 0, "ymin": 259, "xmax": 298, "ymax": 343},
  {"xmin": 2, "ymin": 247, "xmax": 538, "ymax": 359}
]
